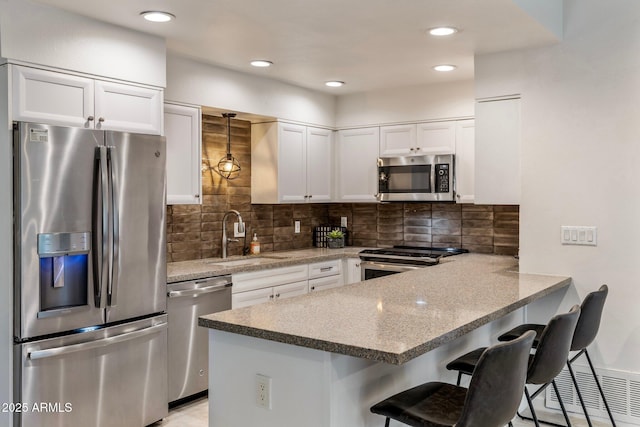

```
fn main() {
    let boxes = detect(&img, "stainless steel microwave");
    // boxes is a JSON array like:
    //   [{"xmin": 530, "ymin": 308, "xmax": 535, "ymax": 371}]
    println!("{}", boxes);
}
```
[{"xmin": 377, "ymin": 154, "xmax": 455, "ymax": 202}]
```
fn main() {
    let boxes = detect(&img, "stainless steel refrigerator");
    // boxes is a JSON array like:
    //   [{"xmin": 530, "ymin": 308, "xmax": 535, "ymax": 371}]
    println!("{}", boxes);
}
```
[{"xmin": 13, "ymin": 122, "xmax": 168, "ymax": 427}]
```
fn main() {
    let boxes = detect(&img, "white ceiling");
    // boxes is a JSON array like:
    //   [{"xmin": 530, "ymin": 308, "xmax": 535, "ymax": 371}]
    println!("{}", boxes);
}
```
[{"xmin": 34, "ymin": 0, "xmax": 561, "ymax": 94}]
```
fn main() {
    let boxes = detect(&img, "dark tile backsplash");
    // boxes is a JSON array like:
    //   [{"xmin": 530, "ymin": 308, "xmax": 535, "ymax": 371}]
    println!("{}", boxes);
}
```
[{"xmin": 166, "ymin": 114, "xmax": 519, "ymax": 262}]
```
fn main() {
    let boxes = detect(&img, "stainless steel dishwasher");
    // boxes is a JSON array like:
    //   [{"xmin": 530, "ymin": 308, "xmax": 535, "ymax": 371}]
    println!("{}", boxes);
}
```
[{"xmin": 167, "ymin": 275, "xmax": 232, "ymax": 404}]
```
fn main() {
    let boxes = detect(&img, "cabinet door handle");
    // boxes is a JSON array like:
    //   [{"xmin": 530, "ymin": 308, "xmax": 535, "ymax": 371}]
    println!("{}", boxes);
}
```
[
  {"xmin": 98, "ymin": 117, "xmax": 105, "ymax": 123},
  {"xmin": 311, "ymin": 286, "xmax": 315, "ymax": 291},
  {"xmin": 275, "ymin": 293, "xmax": 280, "ymax": 298},
  {"xmin": 410, "ymin": 148, "xmax": 415, "ymax": 151},
  {"xmin": 415, "ymin": 147, "xmax": 421, "ymax": 151},
  {"xmin": 269, "ymin": 294, "xmax": 274, "ymax": 299},
  {"xmin": 355, "ymin": 263, "xmax": 360, "ymax": 267},
  {"xmin": 87, "ymin": 116, "xmax": 95, "ymax": 122}
]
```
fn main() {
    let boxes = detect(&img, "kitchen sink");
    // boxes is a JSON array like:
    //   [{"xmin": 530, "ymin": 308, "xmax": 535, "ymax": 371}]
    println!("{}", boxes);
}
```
[{"xmin": 205, "ymin": 255, "xmax": 288, "ymax": 267}]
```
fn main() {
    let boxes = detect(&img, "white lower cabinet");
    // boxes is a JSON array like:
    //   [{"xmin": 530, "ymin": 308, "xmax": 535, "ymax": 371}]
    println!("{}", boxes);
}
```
[
  {"xmin": 231, "ymin": 260, "xmax": 344, "ymax": 308},
  {"xmin": 309, "ymin": 275, "xmax": 343, "ymax": 292},
  {"xmin": 344, "ymin": 258, "xmax": 362, "ymax": 284},
  {"xmin": 232, "ymin": 280, "xmax": 309, "ymax": 308},
  {"xmin": 273, "ymin": 281, "xmax": 309, "ymax": 300},
  {"xmin": 232, "ymin": 287, "xmax": 273, "ymax": 308}
]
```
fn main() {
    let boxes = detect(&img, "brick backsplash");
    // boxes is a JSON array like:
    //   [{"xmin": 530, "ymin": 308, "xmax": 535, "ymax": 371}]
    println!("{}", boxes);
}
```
[{"xmin": 166, "ymin": 114, "xmax": 519, "ymax": 262}]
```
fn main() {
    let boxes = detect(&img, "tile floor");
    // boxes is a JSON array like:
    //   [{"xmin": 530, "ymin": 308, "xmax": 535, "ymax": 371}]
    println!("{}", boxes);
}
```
[{"xmin": 157, "ymin": 396, "xmax": 609, "ymax": 427}]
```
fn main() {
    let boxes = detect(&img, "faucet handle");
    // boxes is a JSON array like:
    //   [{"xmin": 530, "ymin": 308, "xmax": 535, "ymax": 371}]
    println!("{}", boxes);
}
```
[{"xmin": 227, "ymin": 238, "xmax": 240, "ymax": 243}]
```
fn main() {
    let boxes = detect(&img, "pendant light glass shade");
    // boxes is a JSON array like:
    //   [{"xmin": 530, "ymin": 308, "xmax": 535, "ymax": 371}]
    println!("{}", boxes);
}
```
[{"xmin": 213, "ymin": 113, "xmax": 241, "ymax": 180}]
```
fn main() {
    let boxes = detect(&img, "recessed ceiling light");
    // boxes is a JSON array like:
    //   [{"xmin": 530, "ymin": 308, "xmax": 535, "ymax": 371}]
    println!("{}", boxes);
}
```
[
  {"xmin": 325, "ymin": 81, "xmax": 345, "ymax": 87},
  {"xmin": 140, "ymin": 11, "xmax": 175, "ymax": 22},
  {"xmin": 428, "ymin": 27, "xmax": 458, "ymax": 36},
  {"xmin": 250, "ymin": 60, "xmax": 273, "ymax": 67},
  {"xmin": 433, "ymin": 65, "xmax": 457, "ymax": 72}
]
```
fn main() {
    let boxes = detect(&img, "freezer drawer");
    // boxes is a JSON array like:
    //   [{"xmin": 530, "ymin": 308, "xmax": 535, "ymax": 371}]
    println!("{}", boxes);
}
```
[
  {"xmin": 168, "ymin": 275, "xmax": 232, "ymax": 403},
  {"xmin": 14, "ymin": 315, "xmax": 168, "ymax": 427}
]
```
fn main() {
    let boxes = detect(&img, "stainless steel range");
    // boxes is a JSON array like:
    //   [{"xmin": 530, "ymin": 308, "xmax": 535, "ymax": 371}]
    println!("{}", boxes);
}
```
[{"xmin": 359, "ymin": 246, "xmax": 468, "ymax": 280}]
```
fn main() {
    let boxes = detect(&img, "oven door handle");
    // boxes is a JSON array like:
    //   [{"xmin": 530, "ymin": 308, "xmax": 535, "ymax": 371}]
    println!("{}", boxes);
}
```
[{"xmin": 360, "ymin": 260, "xmax": 425, "ymax": 272}]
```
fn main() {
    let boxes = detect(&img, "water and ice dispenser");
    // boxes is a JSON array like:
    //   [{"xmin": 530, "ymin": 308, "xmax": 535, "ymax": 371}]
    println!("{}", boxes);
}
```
[{"xmin": 37, "ymin": 232, "xmax": 90, "ymax": 317}]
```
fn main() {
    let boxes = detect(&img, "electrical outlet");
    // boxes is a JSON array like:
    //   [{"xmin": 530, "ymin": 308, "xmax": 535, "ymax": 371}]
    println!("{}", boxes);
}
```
[
  {"xmin": 256, "ymin": 374, "xmax": 272, "ymax": 409},
  {"xmin": 341, "ymin": 217, "xmax": 347, "ymax": 228},
  {"xmin": 294, "ymin": 220, "xmax": 300, "ymax": 234},
  {"xmin": 234, "ymin": 222, "xmax": 245, "ymax": 238}
]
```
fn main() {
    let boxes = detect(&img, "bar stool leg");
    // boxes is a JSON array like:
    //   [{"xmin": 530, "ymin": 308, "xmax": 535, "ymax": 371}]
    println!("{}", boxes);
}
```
[
  {"xmin": 567, "ymin": 359, "xmax": 593, "ymax": 427},
  {"xmin": 552, "ymin": 379, "xmax": 573, "ymax": 427},
  {"xmin": 583, "ymin": 349, "xmax": 617, "ymax": 426},
  {"xmin": 524, "ymin": 387, "xmax": 541, "ymax": 427},
  {"xmin": 456, "ymin": 371, "xmax": 463, "ymax": 386},
  {"xmin": 384, "ymin": 417, "xmax": 390, "ymax": 427}
]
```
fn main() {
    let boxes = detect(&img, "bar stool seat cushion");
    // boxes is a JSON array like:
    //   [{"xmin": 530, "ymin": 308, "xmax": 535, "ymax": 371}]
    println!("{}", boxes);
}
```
[
  {"xmin": 370, "ymin": 382, "xmax": 467, "ymax": 427},
  {"xmin": 498, "ymin": 324, "xmax": 545, "ymax": 347},
  {"xmin": 444, "ymin": 347, "xmax": 487, "ymax": 375}
]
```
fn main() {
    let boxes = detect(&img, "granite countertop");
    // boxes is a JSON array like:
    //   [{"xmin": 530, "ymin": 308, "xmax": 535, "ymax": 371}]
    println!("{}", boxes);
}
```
[
  {"xmin": 167, "ymin": 247, "xmax": 365, "ymax": 283},
  {"xmin": 199, "ymin": 253, "xmax": 571, "ymax": 365}
]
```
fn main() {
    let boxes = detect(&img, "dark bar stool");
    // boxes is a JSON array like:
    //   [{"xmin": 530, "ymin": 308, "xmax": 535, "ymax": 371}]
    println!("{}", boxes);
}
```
[
  {"xmin": 498, "ymin": 285, "xmax": 614, "ymax": 427},
  {"xmin": 370, "ymin": 330, "xmax": 536, "ymax": 427},
  {"xmin": 446, "ymin": 305, "xmax": 581, "ymax": 427}
]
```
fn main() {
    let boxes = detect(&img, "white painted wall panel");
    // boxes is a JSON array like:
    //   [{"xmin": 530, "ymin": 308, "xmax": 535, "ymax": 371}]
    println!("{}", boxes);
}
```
[
  {"xmin": 166, "ymin": 54, "xmax": 336, "ymax": 127},
  {"xmin": 0, "ymin": 64, "xmax": 12, "ymax": 426},
  {"xmin": 335, "ymin": 80, "xmax": 474, "ymax": 128},
  {"xmin": 0, "ymin": 0, "xmax": 166, "ymax": 87},
  {"xmin": 475, "ymin": 0, "xmax": 640, "ymax": 373}
]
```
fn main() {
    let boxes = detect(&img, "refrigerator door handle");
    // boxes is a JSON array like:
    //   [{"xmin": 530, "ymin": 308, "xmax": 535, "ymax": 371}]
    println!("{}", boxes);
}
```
[
  {"xmin": 92, "ymin": 146, "xmax": 110, "ymax": 308},
  {"xmin": 107, "ymin": 146, "xmax": 120, "ymax": 307},
  {"xmin": 27, "ymin": 323, "xmax": 167, "ymax": 361}
]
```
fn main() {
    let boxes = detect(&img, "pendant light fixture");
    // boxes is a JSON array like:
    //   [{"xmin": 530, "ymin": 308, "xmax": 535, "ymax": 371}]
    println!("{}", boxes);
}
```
[{"xmin": 213, "ymin": 113, "xmax": 241, "ymax": 180}]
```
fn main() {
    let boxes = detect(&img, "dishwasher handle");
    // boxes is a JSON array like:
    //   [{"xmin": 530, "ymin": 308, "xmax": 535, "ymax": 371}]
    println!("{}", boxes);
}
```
[{"xmin": 168, "ymin": 282, "xmax": 231, "ymax": 298}]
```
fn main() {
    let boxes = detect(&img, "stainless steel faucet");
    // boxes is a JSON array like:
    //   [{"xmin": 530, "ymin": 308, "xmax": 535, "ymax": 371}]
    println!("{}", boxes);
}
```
[{"xmin": 221, "ymin": 210, "xmax": 245, "ymax": 258}]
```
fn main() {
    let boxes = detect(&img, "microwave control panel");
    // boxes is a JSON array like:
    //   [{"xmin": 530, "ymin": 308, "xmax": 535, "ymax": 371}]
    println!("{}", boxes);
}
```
[{"xmin": 435, "ymin": 164, "xmax": 450, "ymax": 193}]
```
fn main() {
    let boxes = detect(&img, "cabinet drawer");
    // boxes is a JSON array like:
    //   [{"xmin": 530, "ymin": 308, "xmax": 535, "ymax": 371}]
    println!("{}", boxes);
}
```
[
  {"xmin": 232, "ymin": 264, "xmax": 309, "ymax": 293},
  {"xmin": 232, "ymin": 287, "xmax": 273, "ymax": 309},
  {"xmin": 308, "ymin": 260, "xmax": 341, "ymax": 279}
]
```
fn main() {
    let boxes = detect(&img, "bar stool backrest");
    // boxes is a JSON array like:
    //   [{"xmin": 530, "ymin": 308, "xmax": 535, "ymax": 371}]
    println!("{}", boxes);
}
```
[
  {"xmin": 456, "ymin": 330, "xmax": 536, "ymax": 427},
  {"xmin": 527, "ymin": 305, "xmax": 580, "ymax": 385},
  {"xmin": 571, "ymin": 285, "xmax": 608, "ymax": 352}
]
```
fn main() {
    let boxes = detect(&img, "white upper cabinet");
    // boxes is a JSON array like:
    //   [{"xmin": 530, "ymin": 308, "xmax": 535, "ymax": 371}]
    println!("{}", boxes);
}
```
[
  {"xmin": 379, "ymin": 122, "xmax": 456, "ymax": 157},
  {"xmin": 335, "ymin": 127, "xmax": 379, "ymax": 202},
  {"xmin": 416, "ymin": 122, "xmax": 456, "ymax": 154},
  {"xmin": 454, "ymin": 120, "xmax": 475, "ymax": 204},
  {"xmin": 379, "ymin": 124, "xmax": 416, "ymax": 157},
  {"xmin": 164, "ymin": 103, "xmax": 202, "ymax": 205},
  {"xmin": 251, "ymin": 122, "xmax": 332, "ymax": 203},
  {"xmin": 305, "ymin": 127, "xmax": 332, "ymax": 202},
  {"xmin": 278, "ymin": 123, "xmax": 307, "ymax": 203},
  {"xmin": 474, "ymin": 97, "xmax": 521, "ymax": 205},
  {"xmin": 11, "ymin": 65, "xmax": 163, "ymax": 135},
  {"xmin": 94, "ymin": 80, "xmax": 162, "ymax": 134},
  {"xmin": 12, "ymin": 65, "xmax": 94, "ymax": 128}
]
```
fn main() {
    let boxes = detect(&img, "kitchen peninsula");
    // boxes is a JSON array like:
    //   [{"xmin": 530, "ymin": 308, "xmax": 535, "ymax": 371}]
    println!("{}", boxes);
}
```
[{"xmin": 199, "ymin": 254, "xmax": 571, "ymax": 427}]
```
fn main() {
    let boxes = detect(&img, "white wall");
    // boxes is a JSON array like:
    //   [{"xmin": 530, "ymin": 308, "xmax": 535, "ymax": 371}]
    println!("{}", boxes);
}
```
[
  {"xmin": 335, "ymin": 80, "xmax": 474, "ymax": 128},
  {"xmin": 166, "ymin": 54, "xmax": 336, "ymax": 128},
  {"xmin": 0, "ymin": 0, "xmax": 166, "ymax": 87},
  {"xmin": 476, "ymin": 0, "xmax": 640, "ymax": 373},
  {"xmin": 0, "ymin": 64, "xmax": 11, "ymax": 426}
]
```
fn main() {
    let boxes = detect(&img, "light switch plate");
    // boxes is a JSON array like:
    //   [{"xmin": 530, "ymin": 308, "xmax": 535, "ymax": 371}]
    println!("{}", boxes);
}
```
[
  {"xmin": 341, "ymin": 217, "xmax": 348, "ymax": 227},
  {"xmin": 294, "ymin": 220, "xmax": 300, "ymax": 234},
  {"xmin": 561, "ymin": 226, "xmax": 597, "ymax": 246}
]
